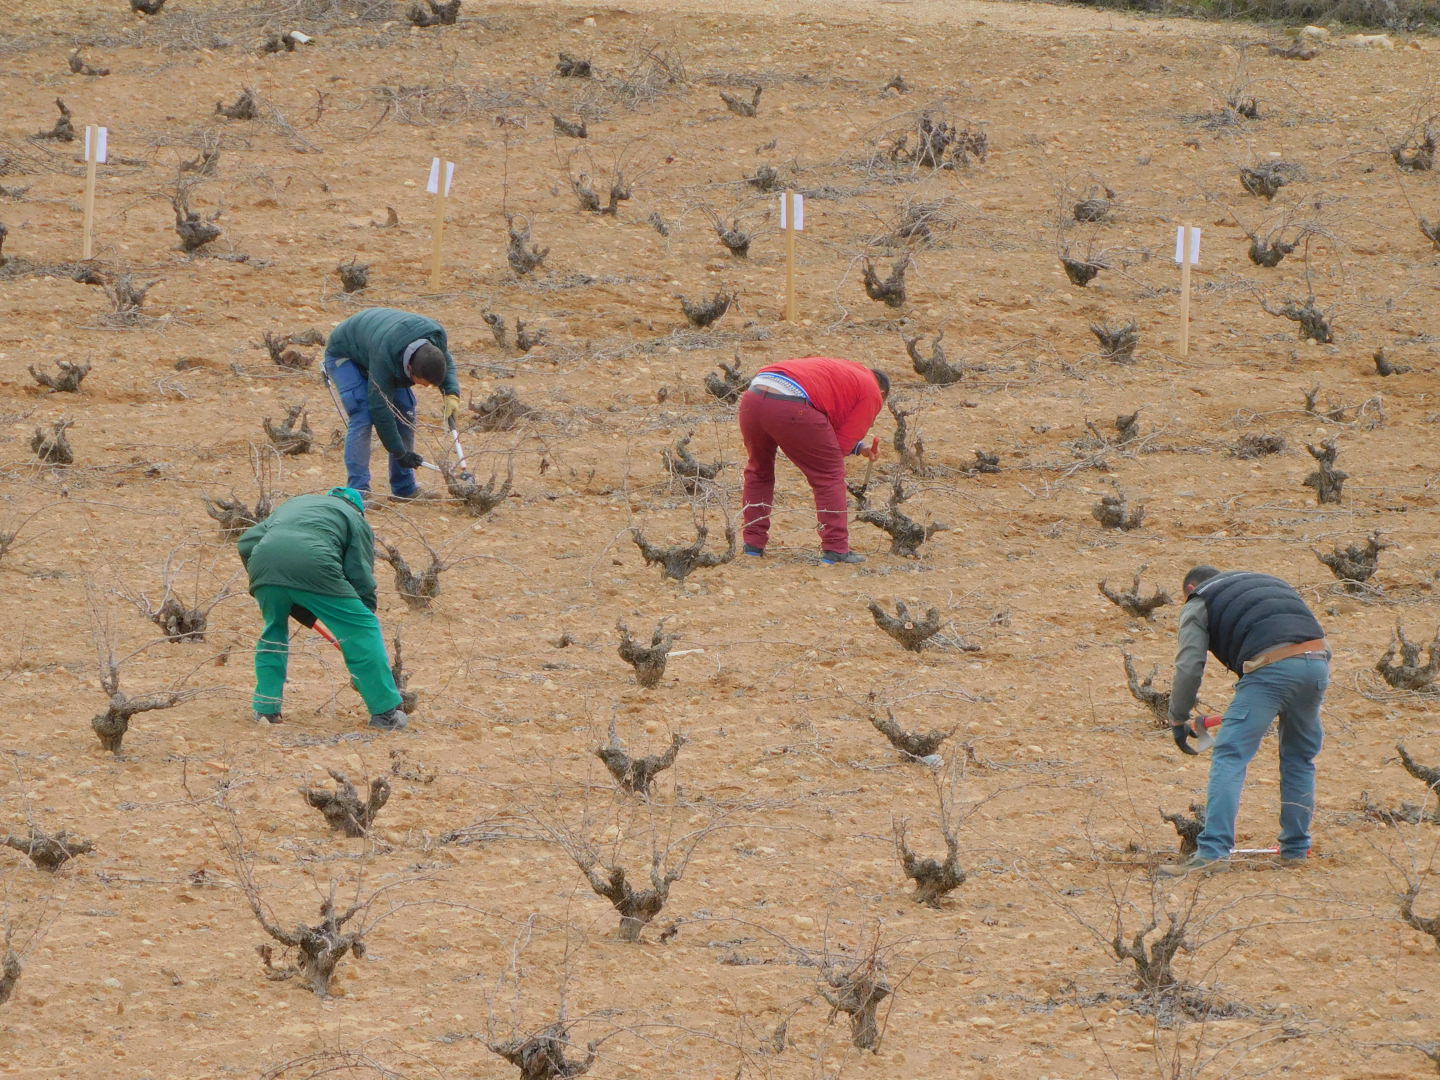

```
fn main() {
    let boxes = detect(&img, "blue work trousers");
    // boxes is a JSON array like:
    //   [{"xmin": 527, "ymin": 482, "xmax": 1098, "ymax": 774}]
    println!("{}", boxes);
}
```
[
  {"xmin": 323, "ymin": 354, "xmax": 418, "ymax": 497},
  {"xmin": 1196, "ymin": 655, "xmax": 1329, "ymax": 860}
]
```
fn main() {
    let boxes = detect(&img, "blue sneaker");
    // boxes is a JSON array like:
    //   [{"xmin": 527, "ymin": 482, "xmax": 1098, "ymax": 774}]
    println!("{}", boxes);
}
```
[{"xmin": 743, "ymin": 544, "xmax": 764, "ymax": 557}]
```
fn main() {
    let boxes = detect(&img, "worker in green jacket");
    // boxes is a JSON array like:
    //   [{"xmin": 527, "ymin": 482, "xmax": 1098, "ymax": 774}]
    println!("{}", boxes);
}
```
[
  {"xmin": 237, "ymin": 487, "xmax": 408, "ymax": 731},
  {"xmin": 323, "ymin": 307, "xmax": 463, "ymax": 501}
]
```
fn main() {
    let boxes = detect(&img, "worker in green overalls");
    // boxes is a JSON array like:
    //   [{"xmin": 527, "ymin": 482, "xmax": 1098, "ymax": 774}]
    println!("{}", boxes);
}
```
[{"xmin": 237, "ymin": 487, "xmax": 408, "ymax": 731}]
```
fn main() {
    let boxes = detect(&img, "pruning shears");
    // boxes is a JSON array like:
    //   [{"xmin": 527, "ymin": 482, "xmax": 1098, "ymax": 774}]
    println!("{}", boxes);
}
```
[
  {"xmin": 860, "ymin": 436, "xmax": 880, "ymax": 490},
  {"xmin": 291, "ymin": 605, "xmax": 342, "ymax": 651},
  {"xmin": 311, "ymin": 618, "xmax": 365, "ymax": 694},
  {"xmin": 447, "ymin": 414, "xmax": 473, "ymax": 480},
  {"xmin": 1174, "ymin": 714, "xmax": 1223, "ymax": 755}
]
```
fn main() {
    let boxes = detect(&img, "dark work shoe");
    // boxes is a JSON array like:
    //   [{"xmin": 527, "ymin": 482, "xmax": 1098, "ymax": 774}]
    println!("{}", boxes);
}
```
[
  {"xmin": 1156, "ymin": 855, "xmax": 1229, "ymax": 879},
  {"xmin": 368, "ymin": 708, "xmax": 409, "ymax": 732},
  {"xmin": 389, "ymin": 487, "xmax": 436, "ymax": 503},
  {"xmin": 743, "ymin": 544, "xmax": 764, "ymax": 557},
  {"xmin": 1274, "ymin": 853, "xmax": 1309, "ymax": 869},
  {"xmin": 821, "ymin": 549, "xmax": 865, "ymax": 565},
  {"xmin": 253, "ymin": 711, "xmax": 283, "ymax": 725}
]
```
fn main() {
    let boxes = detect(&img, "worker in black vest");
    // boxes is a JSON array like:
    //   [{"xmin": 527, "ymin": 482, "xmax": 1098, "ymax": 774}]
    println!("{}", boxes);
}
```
[{"xmin": 1159, "ymin": 566, "xmax": 1330, "ymax": 877}]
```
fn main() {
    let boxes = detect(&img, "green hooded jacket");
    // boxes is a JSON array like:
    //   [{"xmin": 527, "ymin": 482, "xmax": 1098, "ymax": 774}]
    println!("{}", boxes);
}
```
[
  {"xmin": 237, "ymin": 489, "xmax": 378, "ymax": 611},
  {"xmin": 325, "ymin": 307, "xmax": 461, "ymax": 454}
]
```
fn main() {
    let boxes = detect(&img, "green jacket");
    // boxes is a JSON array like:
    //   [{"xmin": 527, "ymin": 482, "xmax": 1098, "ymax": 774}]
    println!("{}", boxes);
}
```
[
  {"xmin": 237, "ymin": 492, "xmax": 378, "ymax": 611},
  {"xmin": 326, "ymin": 307, "xmax": 461, "ymax": 454}
]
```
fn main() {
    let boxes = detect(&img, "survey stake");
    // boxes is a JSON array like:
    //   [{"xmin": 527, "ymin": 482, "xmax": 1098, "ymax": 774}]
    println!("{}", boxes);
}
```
[
  {"xmin": 82, "ymin": 125, "xmax": 108, "ymax": 260},
  {"xmin": 1174, "ymin": 225, "xmax": 1201, "ymax": 358},
  {"xmin": 427, "ymin": 157, "xmax": 456, "ymax": 291},
  {"xmin": 780, "ymin": 191, "xmax": 804, "ymax": 322}
]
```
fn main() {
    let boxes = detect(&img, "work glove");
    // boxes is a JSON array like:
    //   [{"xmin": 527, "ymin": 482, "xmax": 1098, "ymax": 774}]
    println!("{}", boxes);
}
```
[
  {"xmin": 1171, "ymin": 722, "xmax": 1198, "ymax": 756},
  {"xmin": 289, "ymin": 605, "xmax": 318, "ymax": 629},
  {"xmin": 442, "ymin": 394, "xmax": 461, "ymax": 422},
  {"xmin": 396, "ymin": 450, "xmax": 424, "ymax": 470}
]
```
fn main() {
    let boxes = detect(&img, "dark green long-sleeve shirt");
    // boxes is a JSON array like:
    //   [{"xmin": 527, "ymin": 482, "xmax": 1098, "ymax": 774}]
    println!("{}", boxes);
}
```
[
  {"xmin": 237, "ymin": 493, "xmax": 378, "ymax": 611},
  {"xmin": 325, "ymin": 307, "xmax": 460, "ymax": 454}
]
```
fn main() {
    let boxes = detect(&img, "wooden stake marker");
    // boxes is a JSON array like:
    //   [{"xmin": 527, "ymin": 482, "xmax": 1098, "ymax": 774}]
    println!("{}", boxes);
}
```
[
  {"xmin": 427, "ymin": 156, "xmax": 456, "ymax": 292},
  {"xmin": 1174, "ymin": 224, "xmax": 1200, "ymax": 358},
  {"xmin": 779, "ymin": 190, "xmax": 804, "ymax": 322},
  {"xmin": 82, "ymin": 125, "xmax": 107, "ymax": 260}
]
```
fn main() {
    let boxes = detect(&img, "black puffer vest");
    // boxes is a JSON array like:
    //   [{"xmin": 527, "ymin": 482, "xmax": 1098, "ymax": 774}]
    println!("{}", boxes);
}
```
[{"xmin": 1193, "ymin": 572, "xmax": 1324, "ymax": 676}]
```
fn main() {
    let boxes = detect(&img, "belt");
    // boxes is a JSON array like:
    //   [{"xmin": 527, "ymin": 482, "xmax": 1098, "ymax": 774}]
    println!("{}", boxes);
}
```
[
  {"xmin": 749, "ymin": 388, "xmax": 809, "ymax": 402},
  {"xmin": 1241, "ymin": 638, "xmax": 1330, "ymax": 675}
]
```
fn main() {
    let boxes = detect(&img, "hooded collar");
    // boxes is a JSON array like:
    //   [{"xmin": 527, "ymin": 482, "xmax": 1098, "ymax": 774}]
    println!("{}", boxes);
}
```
[
  {"xmin": 328, "ymin": 486, "xmax": 365, "ymax": 513},
  {"xmin": 402, "ymin": 338, "xmax": 430, "ymax": 379}
]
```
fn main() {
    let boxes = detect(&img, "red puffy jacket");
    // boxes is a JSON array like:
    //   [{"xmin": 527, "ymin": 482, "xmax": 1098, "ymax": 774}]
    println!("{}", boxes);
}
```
[{"xmin": 758, "ymin": 356, "xmax": 885, "ymax": 454}]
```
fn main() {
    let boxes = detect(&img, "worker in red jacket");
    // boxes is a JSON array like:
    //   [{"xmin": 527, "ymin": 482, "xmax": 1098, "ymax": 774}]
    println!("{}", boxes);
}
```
[{"xmin": 739, "ymin": 356, "xmax": 888, "ymax": 564}]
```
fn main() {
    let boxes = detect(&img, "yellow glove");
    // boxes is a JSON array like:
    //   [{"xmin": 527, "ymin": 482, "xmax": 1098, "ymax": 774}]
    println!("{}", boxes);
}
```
[{"xmin": 442, "ymin": 394, "xmax": 461, "ymax": 421}]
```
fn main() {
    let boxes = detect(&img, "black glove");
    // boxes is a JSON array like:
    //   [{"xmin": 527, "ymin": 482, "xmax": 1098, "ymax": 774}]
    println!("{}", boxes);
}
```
[
  {"xmin": 1171, "ymin": 723, "xmax": 1198, "ymax": 756},
  {"xmin": 396, "ymin": 451, "xmax": 423, "ymax": 470},
  {"xmin": 289, "ymin": 605, "xmax": 317, "ymax": 629}
]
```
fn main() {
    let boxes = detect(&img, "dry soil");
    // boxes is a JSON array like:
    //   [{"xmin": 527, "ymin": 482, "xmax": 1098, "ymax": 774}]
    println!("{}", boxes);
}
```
[{"xmin": 2, "ymin": 1, "xmax": 1440, "ymax": 1078}]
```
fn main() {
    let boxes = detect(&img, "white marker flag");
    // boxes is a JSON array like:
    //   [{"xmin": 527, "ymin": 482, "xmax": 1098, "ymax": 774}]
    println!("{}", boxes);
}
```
[
  {"xmin": 426, "ymin": 157, "xmax": 455, "ymax": 196},
  {"xmin": 1174, "ymin": 225, "xmax": 1201, "ymax": 266},
  {"xmin": 85, "ymin": 126, "xmax": 108, "ymax": 164},
  {"xmin": 779, "ymin": 191, "xmax": 804, "ymax": 231}
]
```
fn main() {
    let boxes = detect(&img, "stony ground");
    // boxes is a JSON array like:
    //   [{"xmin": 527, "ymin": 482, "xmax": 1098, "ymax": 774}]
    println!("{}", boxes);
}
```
[{"xmin": 2, "ymin": 1, "xmax": 1440, "ymax": 1077}]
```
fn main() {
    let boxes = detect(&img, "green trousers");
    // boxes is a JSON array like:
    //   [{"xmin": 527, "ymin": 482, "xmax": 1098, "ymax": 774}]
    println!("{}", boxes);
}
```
[{"xmin": 252, "ymin": 585, "xmax": 402, "ymax": 717}]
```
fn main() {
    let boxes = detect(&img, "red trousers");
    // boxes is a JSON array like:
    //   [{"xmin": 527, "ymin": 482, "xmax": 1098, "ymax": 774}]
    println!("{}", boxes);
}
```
[{"xmin": 739, "ymin": 391, "xmax": 850, "ymax": 552}]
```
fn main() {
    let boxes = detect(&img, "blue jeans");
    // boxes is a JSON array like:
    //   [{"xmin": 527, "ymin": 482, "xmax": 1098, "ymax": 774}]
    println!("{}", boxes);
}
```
[
  {"xmin": 323, "ymin": 354, "xmax": 418, "ymax": 497},
  {"xmin": 1196, "ymin": 655, "xmax": 1328, "ymax": 860}
]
